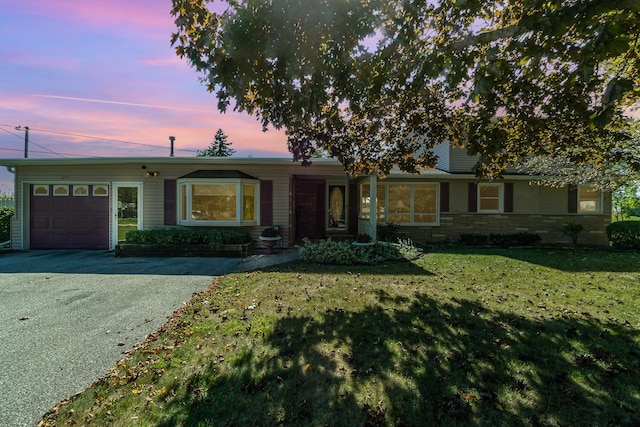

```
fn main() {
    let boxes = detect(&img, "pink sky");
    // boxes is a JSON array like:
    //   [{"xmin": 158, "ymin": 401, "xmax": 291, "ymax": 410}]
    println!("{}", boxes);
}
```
[{"xmin": 0, "ymin": 0, "xmax": 290, "ymax": 193}]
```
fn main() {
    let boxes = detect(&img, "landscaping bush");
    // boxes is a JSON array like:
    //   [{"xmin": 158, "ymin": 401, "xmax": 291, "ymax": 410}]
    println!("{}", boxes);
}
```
[
  {"xmin": 460, "ymin": 232, "xmax": 541, "ymax": 247},
  {"xmin": 459, "ymin": 233, "xmax": 489, "ymax": 246},
  {"xmin": 606, "ymin": 221, "xmax": 640, "ymax": 249},
  {"xmin": 377, "ymin": 222, "xmax": 400, "ymax": 242},
  {"xmin": 125, "ymin": 228, "xmax": 251, "ymax": 245},
  {"xmin": 299, "ymin": 238, "xmax": 421, "ymax": 265},
  {"xmin": 0, "ymin": 206, "xmax": 14, "ymax": 242}
]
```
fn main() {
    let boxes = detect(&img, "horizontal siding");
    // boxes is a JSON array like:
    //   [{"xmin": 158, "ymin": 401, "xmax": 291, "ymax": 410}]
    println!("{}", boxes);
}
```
[
  {"xmin": 431, "ymin": 142, "xmax": 450, "ymax": 171},
  {"xmin": 449, "ymin": 148, "xmax": 480, "ymax": 172}
]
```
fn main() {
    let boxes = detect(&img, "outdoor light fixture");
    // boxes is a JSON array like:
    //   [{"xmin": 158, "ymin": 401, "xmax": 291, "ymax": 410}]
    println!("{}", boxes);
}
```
[{"xmin": 146, "ymin": 171, "xmax": 159, "ymax": 177}]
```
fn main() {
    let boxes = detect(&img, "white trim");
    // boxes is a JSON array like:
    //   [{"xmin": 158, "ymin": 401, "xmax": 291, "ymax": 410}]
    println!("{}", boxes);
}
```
[
  {"xmin": 477, "ymin": 182, "xmax": 504, "ymax": 213},
  {"xmin": 177, "ymin": 178, "xmax": 260, "ymax": 226},
  {"xmin": 577, "ymin": 185, "xmax": 603, "ymax": 214},
  {"xmin": 112, "ymin": 183, "xmax": 143, "ymax": 250}
]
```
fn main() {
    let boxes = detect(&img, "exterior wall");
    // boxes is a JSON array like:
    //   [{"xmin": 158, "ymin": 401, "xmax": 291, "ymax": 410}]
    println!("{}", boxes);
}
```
[
  {"xmin": 400, "ymin": 213, "xmax": 610, "ymax": 246},
  {"xmin": 8, "ymin": 160, "xmax": 349, "ymax": 250},
  {"xmin": 431, "ymin": 142, "xmax": 450, "ymax": 170},
  {"xmin": 449, "ymin": 147, "xmax": 480, "ymax": 172}
]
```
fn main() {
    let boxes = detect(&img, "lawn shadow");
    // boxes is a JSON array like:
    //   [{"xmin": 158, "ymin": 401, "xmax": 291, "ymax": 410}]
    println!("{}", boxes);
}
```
[
  {"xmin": 428, "ymin": 246, "xmax": 640, "ymax": 273},
  {"xmin": 158, "ymin": 290, "xmax": 640, "ymax": 426}
]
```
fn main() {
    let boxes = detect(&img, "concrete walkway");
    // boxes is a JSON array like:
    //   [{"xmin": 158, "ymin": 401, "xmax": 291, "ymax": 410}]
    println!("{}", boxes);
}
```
[{"xmin": 0, "ymin": 249, "xmax": 298, "ymax": 427}]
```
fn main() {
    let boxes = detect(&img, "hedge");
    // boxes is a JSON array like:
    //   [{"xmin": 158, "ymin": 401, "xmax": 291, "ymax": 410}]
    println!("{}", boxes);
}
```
[
  {"xmin": 0, "ymin": 206, "xmax": 14, "ymax": 242},
  {"xmin": 459, "ymin": 232, "xmax": 541, "ymax": 247},
  {"xmin": 124, "ymin": 228, "xmax": 251, "ymax": 245},
  {"xmin": 606, "ymin": 221, "xmax": 640, "ymax": 250}
]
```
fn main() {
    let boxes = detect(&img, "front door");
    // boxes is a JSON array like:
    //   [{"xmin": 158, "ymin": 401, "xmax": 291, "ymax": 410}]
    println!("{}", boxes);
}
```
[
  {"xmin": 294, "ymin": 178, "xmax": 325, "ymax": 241},
  {"xmin": 112, "ymin": 183, "xmax": 143, "ymax": 249}
]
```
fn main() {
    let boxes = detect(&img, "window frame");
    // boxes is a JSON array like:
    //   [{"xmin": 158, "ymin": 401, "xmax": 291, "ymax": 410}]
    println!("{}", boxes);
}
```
[
  {"xmin": 177, "ymin": 178, "xmax": 260, "ymax": 226},
  {"xmin": 577, "ymin": 185, "xmax": 602, "ymax": 214},
  {"xmin": 359, "ymin": 182, "xmax": 440, "ymax": 226},
  {"xmin": 477, "ymin": 183, "xmax": 504, "ymax": 213}
]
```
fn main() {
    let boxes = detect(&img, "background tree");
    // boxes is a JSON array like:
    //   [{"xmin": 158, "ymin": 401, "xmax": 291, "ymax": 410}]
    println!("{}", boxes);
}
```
[
  {"xmin": 171, "ymin": 0, "xmax": 639, "ymax": 178},
  {"xmin": 197, "ymin": 129, "xmax": 236, "ymax": 157},
  {"xmin": 612, "ymin": 182, "xmax": 640, "ymax": 221}
]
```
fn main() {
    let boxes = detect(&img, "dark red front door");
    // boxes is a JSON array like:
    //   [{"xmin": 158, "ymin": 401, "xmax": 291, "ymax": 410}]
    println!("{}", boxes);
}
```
[{"xmin": 294, "ymin": 178, "xmax": 325, "ymax": 241}]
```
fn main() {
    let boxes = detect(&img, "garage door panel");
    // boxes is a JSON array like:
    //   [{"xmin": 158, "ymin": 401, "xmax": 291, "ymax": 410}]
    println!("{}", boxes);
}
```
[{"xmin": 30, "ymin": 184, "xmax": 110, "ymax": 249}]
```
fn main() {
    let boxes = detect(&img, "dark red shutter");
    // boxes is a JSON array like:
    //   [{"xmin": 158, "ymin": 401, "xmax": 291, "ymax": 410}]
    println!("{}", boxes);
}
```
[
  {"xmin": 568, "ymin": 186, "xmax": 578, "ymax": 213},
  {"xmin": 164, "ymin": 179, "xmax": 177, "ymax": 225},
  {"xmin": 504, "ymin": 183, "xmax": 514, "ymax": 213},
  {"xmin": 260, "ymin": 180, "xmax": 273, "ymax": 226},
  {"xmin": 440, "ymin": 182, "xmax": 450, "ymax": 212},
  {"xmin": 468, "ymin": 182, "xmax": 478, "ymax": 212},
  {"xmin": 348, "ymin": 183, "xmax": 358, "ymax": 235}
]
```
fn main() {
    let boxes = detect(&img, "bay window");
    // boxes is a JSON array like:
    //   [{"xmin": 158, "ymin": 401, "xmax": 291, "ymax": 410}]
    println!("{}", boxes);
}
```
[{"xmin": 178, "ymin": 178, "xmax": 259, "ymax": 226}]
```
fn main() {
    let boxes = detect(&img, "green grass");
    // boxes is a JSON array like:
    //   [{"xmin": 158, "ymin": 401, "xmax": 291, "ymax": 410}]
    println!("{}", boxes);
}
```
[{"xmin": 41, "ymin": 248, "xmax": 640, "ymax": 426}]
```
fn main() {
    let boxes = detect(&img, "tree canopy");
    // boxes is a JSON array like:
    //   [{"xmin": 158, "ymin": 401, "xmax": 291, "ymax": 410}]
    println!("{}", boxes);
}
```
[
  {"xmin": 171, "ymin": 0, "xmax": 639, "ymax": 179},
  {"xmin": 197, "ymin": 128, "xmax": 236, "ymax": 157}
]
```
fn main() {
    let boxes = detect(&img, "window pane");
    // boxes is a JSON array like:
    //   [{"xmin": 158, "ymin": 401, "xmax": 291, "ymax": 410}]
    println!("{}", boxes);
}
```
[
  {"xmin": 414, "ymin": 185, "xmax": 437, "ymax": 214},
  {"xmin": 388, "ymin": 185, "xmax": 411, "ymax": 223},
  {"xmin": 242, "ymin": 184, "xmax": 255, "ymax": 221},
  {"xmin": 579, "ymin": 186, "xmax": 600, "ymax": 212},
  {"xmin": 376, "ymin": 185, "xmax": 386, "ymax": 222},
  {"xmin": 414, "ymin": 214, "xmax": 437, "ymax": 223},
  {"xmin": 480, "ymin": 199, "xmax": 500, "ymax": 211},
  {"xmin": 388, "ymin": 213, "xmax": 411, "ymax": 223},
  {"xmin": 360, "ymin": 183, "xmax": 370, "ymax": 219},
  {"xmin": 480, "ymin": 185, "xmax": 499, "ymax": 198},
  {"xmin": 192, "ymin": 184, "xmax": 236, "ymax": 220}
]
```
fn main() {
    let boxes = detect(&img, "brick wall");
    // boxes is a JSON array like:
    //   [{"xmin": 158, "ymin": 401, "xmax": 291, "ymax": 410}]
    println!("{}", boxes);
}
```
[{"xmin": 398, "ymin": 213, "xmax": 611, "ymax": 246}]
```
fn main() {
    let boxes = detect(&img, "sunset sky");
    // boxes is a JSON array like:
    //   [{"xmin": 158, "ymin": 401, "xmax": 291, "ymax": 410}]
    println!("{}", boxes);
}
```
[{"xmin": 0, "ymin": 0, "xmax": 290, "ymax": 193}]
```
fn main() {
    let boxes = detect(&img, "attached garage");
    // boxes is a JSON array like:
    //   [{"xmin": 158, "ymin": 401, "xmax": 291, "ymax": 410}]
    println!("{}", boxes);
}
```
[{"xmin": 29, "ymin": 184, "xmax": 110, "ymax": 249}]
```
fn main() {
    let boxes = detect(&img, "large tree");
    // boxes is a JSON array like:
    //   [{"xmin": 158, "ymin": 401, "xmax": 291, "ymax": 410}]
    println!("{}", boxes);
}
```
[{"xmin": 171, "ymin": 0, "xmax": 639, "ymax": 178}]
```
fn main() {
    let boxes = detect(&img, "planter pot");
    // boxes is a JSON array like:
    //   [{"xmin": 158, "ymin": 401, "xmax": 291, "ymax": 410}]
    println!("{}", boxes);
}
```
[
  {"xmin": 115, "ymin": 242, "xmax": 254, "ymax": 258},
  {"xmin": 259, "ymin": 236, "xmax": 281, "ymax": 254}
]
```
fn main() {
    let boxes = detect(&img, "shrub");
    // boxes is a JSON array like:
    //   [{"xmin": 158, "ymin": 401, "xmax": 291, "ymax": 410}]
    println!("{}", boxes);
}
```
[
  {"xmin": 606, "ymin": 221, "xmax": 640, "ymax": 249},
  {"xmin": 299, "ymin": 238, "xmax": 421, "ymax": 265},
  {"xmin": 561, "ymin": 222, "xmax": 584, "ymax": 246},
  {"xmin": 459, "ymin": 233, "xmax": 489, "ymax": 246},
  {"xmin": 125, "ymin": 228, "xmax": 251, "ymax": 245},
  {"xmin": 460, "ymin": 232, "xmax": 541, "ymax": 247},
  {"xmin": 377, "ymin": 222, "xmax": 400, "ymax": 242},
  {"xmin": 0, "ymin": 206, "xmax": 14, "ymax": 242}
]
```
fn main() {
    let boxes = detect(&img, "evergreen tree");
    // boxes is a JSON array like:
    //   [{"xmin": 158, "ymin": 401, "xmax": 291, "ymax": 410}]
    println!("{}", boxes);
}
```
[{"xmin": 197, "ymin": 129, "xmax": 236, "ymax": 157}]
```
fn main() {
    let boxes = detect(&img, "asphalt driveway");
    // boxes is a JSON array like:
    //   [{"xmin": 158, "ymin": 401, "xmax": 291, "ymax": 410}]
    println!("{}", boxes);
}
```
[{"xmin": 0, "ymin": 249, "xmax": 298, "ymax": 427}]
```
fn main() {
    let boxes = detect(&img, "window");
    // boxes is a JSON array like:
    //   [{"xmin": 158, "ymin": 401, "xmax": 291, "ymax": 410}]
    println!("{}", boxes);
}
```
[
  {"xmin": 578, "ymin": 185, "xmax": 601, "ymax": 213},
  {"xmin": 478, "ymin": 183, "xmax": 503, "ymax": 213},
  {"xmin": 178, "ymin": 179, "xmax": 259, "ymax": 226},
  {"xmin": 359, "ymin": 183, "xmax": 385, "ymax": 221},
  {"xmin": 360, "ymin": 182, "xmax": 439, "ymax": 225}
]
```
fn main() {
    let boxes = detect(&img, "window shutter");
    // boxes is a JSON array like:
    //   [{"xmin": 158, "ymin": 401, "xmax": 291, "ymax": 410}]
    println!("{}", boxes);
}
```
[
  {"xmin": 504, "ymin": 183, "xmax": 514, "ymax": 213},
  {"xmin": 164, "ymin": 179, "xmax": 177, "ymax": 225},
  {"xmin": 568, "ymin": 186, "xmax": 578, "ymax": 213},
  {"xmin": 468, "ymin": 182, "xmax": 477, "ymax": 212},
  {"xmin": 260, "ymin": 180, "xmax": 273, "ymax": 226},
  {"xmin": 440, "ymin": 182, "xmax": 450, "ymax": 213}
]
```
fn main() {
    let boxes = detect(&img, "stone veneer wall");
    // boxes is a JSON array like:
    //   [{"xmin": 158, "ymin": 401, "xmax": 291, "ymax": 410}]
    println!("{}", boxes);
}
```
[{"xmin": 397, "ymin": 213, "xmax": 611, "ymax": 246}]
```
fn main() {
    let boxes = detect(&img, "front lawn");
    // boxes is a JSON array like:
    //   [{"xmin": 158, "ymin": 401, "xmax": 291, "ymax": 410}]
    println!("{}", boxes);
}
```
[{"xmin": 41, "ymin": 248, "xmax": 640, "ymax": 426}]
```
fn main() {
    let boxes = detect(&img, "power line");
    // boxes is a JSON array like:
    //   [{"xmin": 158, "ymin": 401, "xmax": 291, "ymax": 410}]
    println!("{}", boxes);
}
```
[
  {"xmin": 0, "ymin": 124, "xmax": 199, "ymax": 154},
  {"xmin": 0, "ymin": 147, "xmax": 96, "ymax": 157}
]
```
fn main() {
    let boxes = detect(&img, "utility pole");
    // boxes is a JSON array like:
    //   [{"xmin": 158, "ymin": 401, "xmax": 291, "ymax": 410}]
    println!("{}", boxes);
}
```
[{"xmin": 15, "ymin": 126, "xmax": 29, "ymax": 158}]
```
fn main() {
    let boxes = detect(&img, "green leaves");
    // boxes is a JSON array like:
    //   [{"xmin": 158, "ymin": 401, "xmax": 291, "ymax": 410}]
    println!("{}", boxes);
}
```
[{"xmin": 171, "ymin": 0, "xmax": 640, "ymax": 178}]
